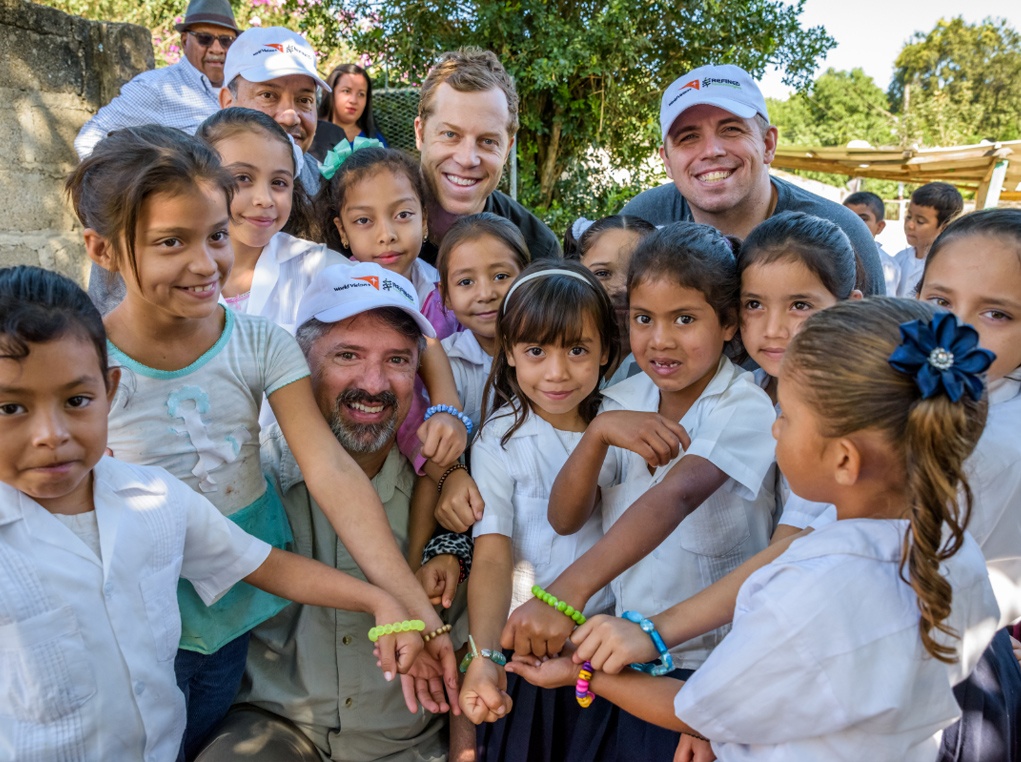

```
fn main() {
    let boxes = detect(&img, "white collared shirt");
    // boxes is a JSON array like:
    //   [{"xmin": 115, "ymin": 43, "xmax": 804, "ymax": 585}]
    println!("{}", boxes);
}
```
[
  {"xmin": 675, "ymin": 519, "xmax": 999, "ymax": 761},
  {"xmin": 599, "ymin": 357, "xmax": 777, "ymax": 667},
  {"xmin": 75, "ymin": 58, "xmax": 221, "ymax": 159},
  {"xmin": 892, "ymin": 246, "xmax": 926, "ymax": 298},
  {"xmin": 966, "ymin": 376, "xmax": 1021, "ymax": 626},
  {"xmin": 0, "ymin": 457, "xmax": 270, "ymax": 762},
  {"xmin": 220, "ymin": 232, "xmax": 350, "ymax": 335},
  {"xmin": 440, "ymin": 329, "xmax": 493, "ymax": 434},
  {"xmin": 472, "ymin": 407, "xmax": 614, "ymax": 616}
]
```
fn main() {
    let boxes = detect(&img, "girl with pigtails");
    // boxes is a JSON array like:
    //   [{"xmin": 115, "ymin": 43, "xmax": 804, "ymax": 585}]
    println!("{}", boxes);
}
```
[{"xmin": 510, "ymin": 298, "xmax": 1001, "ymax": 761}]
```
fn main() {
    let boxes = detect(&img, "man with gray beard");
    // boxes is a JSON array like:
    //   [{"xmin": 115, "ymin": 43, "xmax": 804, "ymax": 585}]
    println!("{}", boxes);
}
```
[{"xmin": 196, "ymin": 263, "xmax": 468, "ymax": 762}]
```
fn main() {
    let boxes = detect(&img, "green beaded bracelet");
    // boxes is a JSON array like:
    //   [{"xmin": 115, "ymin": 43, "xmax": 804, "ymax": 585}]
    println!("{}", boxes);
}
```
[
  {"xmin": 532, "ymin": 584, "xmax": 586, "ymax": 626},
  {"xmin": 367, "ymin": 619, "xmax": 425, "ymax": 642},
  {"xmin": 459, "ymin": 648, "xmax": 509, "ymax": 673}
]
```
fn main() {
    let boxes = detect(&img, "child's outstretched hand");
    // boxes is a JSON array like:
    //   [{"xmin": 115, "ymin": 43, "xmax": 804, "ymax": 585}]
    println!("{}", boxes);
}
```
[
  {"xmin": 436, "ymin": 468, "xmax": 484, "ymax": 532},
  {"xmin": 418, "ymin": 413, "xmax": 468, "ymax": 469},
  {"xmin": 460, "ymin": 657, "xmax": 513, "ymax": 724},
  {"xmin": 416, "ymin": 553, "xmax": 460, "ymax": 608},
  {"xmin": 504, "ymin": 653, "xmax": 577, "ymax": 691},
  {"xmin": 570, "ymin": 613, "xmax": 658, "ymax": 674},
  {"xmin": 591, "ymin": 411, "xmax": 691, "ymax": 468},
  {"xmin": 371, "ymin": 599, "xmax": 426, "ymax": 682},
  {"xmin": 501, "ymin": 596, "xmax": 575, "ymax": 660}
]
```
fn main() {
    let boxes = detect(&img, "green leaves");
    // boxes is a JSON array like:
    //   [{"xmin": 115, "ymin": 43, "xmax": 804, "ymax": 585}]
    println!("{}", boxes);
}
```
[{"xmin": 310, "ymin": 0, "xmax": 833, "ymax": 226}]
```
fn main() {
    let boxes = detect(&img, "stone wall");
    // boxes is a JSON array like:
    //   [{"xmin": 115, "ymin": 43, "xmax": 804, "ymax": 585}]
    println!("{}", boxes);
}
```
[{"xmin": 0, "ymin": 0, "xmax": 152, "ymax": 283}]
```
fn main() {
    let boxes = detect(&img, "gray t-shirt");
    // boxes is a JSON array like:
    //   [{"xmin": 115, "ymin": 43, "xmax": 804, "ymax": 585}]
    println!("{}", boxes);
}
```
[{"xmin": 620, "ymin": 176, "xmax": 886, "ymax": 296}]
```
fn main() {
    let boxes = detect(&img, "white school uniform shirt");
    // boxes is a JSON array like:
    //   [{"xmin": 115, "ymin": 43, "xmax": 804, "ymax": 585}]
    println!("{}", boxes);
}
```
[
  {"xmin": 892, "ymin": 246, "xmax": 926, "ymax": 298},
  {"xmin": 965, "ymin": 376, "xmax": 1021, "ymax": 626},
  {"xmin": 441, "ymin": 329, "xmax": 493, "ymax": 434},
  {"xmin": 600, "ymin": 357, "xmax": 777, "ymax": 668},
  {"xmin": 879, "ymin": 241, "xmax": 902, "ymax": 296},
  {"xmin": 220, "ymin": 232, "xmax": 350, "ymax": 335},
  {"xmin": 0, "ymin": 457, "xmax": 270, "ymax": 762},
  {"xmin": 471, "ymin": 407, "xmax": 614, "ymax": 616},
  {"xmin": 674, "ymin": 519, "xmax": 999, "ymax": 762}
]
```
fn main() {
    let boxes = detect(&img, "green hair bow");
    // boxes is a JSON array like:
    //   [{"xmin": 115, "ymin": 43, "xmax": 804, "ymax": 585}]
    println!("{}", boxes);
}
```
[{"xmin": 320, "ymin": 136, "xmax": 385, "ymax": 180}]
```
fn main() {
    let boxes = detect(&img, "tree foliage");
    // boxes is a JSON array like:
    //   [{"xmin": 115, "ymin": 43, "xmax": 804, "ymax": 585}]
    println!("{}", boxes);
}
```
[
  {"xmin": 768, "ymin": 67, "xmax": 893, "ymax": 147},
  {"xmin": 292, "ymin": 0, "xmax": 834, "ymax": 227},
  {"xmin": 891, "ymin": 16, "xmax": 1021, "ymax": 144}
]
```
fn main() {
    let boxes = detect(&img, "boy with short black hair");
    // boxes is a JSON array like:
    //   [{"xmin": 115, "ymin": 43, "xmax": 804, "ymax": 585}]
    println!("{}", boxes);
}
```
[
  {"xmin": 843, "ymin": 191, "xmax": 886, "ymax": 238},
  {"xmin": 891, "ymin": 182, "xmax": 963, "ymax": 297},
  {"xmin": 844, "ymin": 191, "xmax": 896, "ymax": 293}
]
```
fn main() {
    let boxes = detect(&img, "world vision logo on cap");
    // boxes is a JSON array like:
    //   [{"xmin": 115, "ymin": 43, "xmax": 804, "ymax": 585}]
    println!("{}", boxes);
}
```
[
  {"xmin": 667, "ymin": 79, "xmax": 701, "ymax": 107},
  {"xmin": 354, "ymin": 275, "xmax": 380, "ymax": 289},
  {"xmin": 266, "ymin": 43, "xmax": 284, "ymax": 53}
]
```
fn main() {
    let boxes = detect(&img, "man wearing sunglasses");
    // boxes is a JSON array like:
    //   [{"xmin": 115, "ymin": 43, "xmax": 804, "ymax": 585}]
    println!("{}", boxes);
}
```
[{"xmin": 74, "ymin": 0, "xmax": 240, "ymax": 158}]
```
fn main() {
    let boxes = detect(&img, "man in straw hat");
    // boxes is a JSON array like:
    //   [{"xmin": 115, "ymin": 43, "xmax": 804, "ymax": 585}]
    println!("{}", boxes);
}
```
[{"xmin": 75, "ymin": 0, "xmax": 241, "ymax": 158}]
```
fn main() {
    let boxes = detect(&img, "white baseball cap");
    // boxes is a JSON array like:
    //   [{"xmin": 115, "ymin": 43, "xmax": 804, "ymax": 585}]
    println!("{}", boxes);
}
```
[
  {"xmin": 659, "ymin": 64, "xmax": 769, "ymax": 141},
  {"xmin": 297, "ymin": 262, "xmax": 436, "ymax": 339},
  {"xmin": 222, "ymin": 27, "xmax": 331, "ymax": 92}
]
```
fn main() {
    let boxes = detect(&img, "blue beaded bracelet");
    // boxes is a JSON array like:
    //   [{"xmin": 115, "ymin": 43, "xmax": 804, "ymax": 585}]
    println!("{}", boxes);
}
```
[
  {"xmin": 423, "ymin": 404, "xmax": 474, "ymax": 436},
  {"xmin": 622, "ymin": 610, "xmax": 674, "ymax": 677}
]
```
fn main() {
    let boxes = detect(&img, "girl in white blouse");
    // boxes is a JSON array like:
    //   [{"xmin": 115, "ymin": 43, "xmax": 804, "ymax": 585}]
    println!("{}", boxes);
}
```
[
  {"xmin": 459, "ymin": 261, "xmax": 621, "ymax": 761},
  {"xmin": 511, "ymin": 298, "xmax": 999, "ymax": 762}
]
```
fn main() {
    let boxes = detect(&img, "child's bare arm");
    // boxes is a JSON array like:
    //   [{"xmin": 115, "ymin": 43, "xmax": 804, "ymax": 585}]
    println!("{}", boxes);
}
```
[
  {"xmin": 506, "ymin": 455, "xmax": 726, "ymax": 658},
  {"xmin": 417, "ymin": 337, "xmax": 466, "ymax": 468},
  {"xmin": 548, "ymin": 411, "xmax": 688, "ymax": 535},
  {"xmin": 506, "ymin": 658, "xmax": 697, "ymax": 735},
  {"xmin": 407, "ymin": 475, "xmax": 439, "ymax": 568},
  {"xmin": 245, "ymin": 547, "xmax": 416, "ymax": 679},
  {"xmin": 460, "ymin": 533, "xmax": 514, "ymax": 724}
]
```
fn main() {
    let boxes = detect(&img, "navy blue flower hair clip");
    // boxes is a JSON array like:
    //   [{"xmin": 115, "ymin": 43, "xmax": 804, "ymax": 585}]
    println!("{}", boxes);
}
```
[{"xmin": 888, "ymin": 312, "xmax": 995, "ymax": 402}]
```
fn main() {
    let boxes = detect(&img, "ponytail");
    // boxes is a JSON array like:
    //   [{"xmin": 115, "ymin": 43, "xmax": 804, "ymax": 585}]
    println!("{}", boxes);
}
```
[
  {"xmin": 785, "ymin": 298, "xmax": 989, "ymax": 661},
  {"xmin": 901, "ymin": 394, "xmax": 982, "ymax": 661}
]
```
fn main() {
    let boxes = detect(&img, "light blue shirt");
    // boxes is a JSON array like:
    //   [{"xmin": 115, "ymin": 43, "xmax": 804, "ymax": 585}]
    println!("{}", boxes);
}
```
[{"xmin": 75, "ymin": 57, "xmax": 221, "ymax": 158}]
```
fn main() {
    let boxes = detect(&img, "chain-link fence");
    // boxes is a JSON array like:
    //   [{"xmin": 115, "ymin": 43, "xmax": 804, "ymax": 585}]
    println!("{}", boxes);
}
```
[{"xmin": 374, "ymin": 87, "xmax": 420, "ymax": 155}]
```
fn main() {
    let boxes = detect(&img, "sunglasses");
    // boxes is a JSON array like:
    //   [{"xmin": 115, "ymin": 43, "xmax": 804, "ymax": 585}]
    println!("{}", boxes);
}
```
[{"xmin": 188, "ymin": 32, "xmax": 236, "ymax": 48}]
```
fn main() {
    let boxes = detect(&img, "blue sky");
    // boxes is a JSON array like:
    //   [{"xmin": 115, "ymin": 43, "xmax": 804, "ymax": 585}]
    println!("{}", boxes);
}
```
[{"xmin": 760, "ymin": 0, "xmax": 1020, "ymax": 100}]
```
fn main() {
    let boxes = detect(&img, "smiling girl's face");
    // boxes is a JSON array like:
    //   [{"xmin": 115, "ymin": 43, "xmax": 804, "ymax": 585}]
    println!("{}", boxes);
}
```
[
  {"xmin": 215, "ymin": 129, "xmax": 294, "ymax": 253},
  {"xmin": 918, "ymin": 234, "xmax": 1021, "ymax": 382},
  {"xmin": 336, "ymin": 168, "xmax": 424, "ymax": 280},
  {"xmin": 740, "ymin": 257, "xmax": 840, "ymax": 379},
  {"xmin": 443, "ymin": 234, "xmax": 522, "ymax": 355}
]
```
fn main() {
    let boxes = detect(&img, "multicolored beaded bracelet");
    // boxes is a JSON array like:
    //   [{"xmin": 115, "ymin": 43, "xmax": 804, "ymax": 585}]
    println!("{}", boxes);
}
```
[
  {"xmin": 531, "ymin": 584, "xmax": 586, "ymax": 626},
  {"xmin": 575, "ymin": 660, "xmax": 595, "ymax": 708},
  {"xmin": 621, "ymin": 610, "xmax": 673, "ymax": 676},
  {"xmin": 459, "ymin": 635, "xmax": 509, "ymax": 673},
  {"xmin": 367, "ymin": 619, "xmax": 425, "ymax": 642},
  {"xmin": 424, "ymin": 404, "xmax": 474, "ymax": 436}
]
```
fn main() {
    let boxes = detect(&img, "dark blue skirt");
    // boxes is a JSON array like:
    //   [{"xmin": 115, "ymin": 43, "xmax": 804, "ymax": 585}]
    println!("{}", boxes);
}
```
[
  {"xmin": 939, "ymin": 628, "xmax": 1021, "ymax": 762},
  {"xmin": 477, "ymin": 665, "xmax": 614, "ymax": 762},
  {"xmin": 478, "ymin": 664, "xmax": 692, "ymax": 762}
]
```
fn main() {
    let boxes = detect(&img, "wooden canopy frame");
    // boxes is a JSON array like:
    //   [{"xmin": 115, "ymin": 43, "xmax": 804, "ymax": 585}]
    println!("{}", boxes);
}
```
[{"xmin": 772, "ymin": 141, "xmax": 1021, "ymax": 206}]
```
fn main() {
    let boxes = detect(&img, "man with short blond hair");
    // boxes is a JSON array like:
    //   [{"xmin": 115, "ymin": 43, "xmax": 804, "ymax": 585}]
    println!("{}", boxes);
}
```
[{"xmin": 414, "ymin": 48, "xmax": 560, "ymax": 264}]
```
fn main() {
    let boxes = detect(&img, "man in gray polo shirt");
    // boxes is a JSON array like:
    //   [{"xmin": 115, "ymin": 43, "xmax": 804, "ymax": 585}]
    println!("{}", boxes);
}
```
[{"xmin": 621, "ymin": 64, "xmax": 885, "ymax": 294}]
